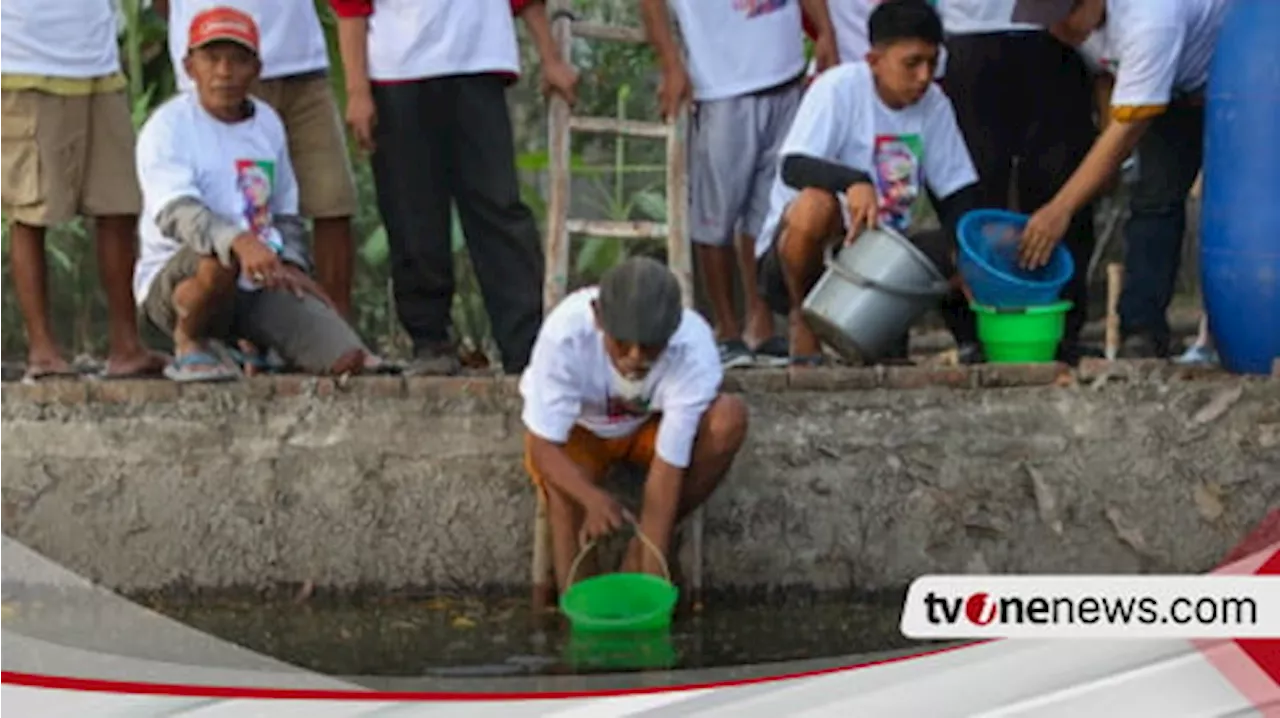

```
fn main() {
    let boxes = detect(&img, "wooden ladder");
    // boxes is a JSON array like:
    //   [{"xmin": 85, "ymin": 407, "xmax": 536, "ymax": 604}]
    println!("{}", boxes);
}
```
[{"xmin": 531, "ymin": 0, "xmax": 704, "ymax": 610}]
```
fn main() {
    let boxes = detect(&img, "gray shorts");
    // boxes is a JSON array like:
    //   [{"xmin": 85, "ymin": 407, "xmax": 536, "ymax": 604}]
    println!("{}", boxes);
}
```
[
  {"xmin": 689, "ymin": 77, "xmax": 803, "ymax": 247},
  {"xmin": 141, "ymin": 245, "xmax": 366, "ymax": 373}
]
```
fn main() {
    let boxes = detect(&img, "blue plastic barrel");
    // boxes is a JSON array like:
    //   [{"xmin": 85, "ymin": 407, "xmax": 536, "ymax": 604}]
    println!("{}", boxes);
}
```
[{"xmin": 1201, "ymin": 0, "xmax": 1280, "ymax": 375}]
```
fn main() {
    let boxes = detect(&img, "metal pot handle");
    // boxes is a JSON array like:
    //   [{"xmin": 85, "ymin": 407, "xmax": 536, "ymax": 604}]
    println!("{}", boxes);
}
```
[{"xmin": 823, "ymin": 243, "xmax": 952, "ymax": 298}]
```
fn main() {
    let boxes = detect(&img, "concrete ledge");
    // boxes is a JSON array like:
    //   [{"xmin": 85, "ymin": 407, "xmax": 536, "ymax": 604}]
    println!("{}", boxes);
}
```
[{"xmin": 3, "ymin": 363, "xmax": 1278, "ymax": 595}]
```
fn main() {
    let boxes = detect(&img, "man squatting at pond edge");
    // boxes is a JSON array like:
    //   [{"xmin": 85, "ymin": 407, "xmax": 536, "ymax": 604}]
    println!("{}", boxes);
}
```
[
  {"xmin": 519, "ymin": 257, "xmax": 749, "ymax": 591},
  {"xmin": 755, "ymin": 0, "xmax": 982, "ymax": 366}
]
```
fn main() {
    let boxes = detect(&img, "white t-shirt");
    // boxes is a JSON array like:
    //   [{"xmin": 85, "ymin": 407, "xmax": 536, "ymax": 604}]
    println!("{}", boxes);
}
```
[
  {"xmin": 937, "ymin": 0, "xmax": 1037, "ymax": 35},
  {"xmin": 756, "ymin": 62, "xmax": 978, "ymax": 258},
  {"xmin": 365, "ymin": 0, "xmax": 521, "ymax": 82},
  {"xmin": 166, "ymin": 0, "xmax": 330, "ymax": 90},
  {"xmin": 519, "ymin": 288, "xmax": 723, "ymax": 470},
  {"xmin": 667, "ymin": 0, "xmax": 807, "ymax": 101},
  {"xmin": 0, "ymin": 0, "xmax": 121, "ymax": 78},
  {"xmin": 133, "ymin": 93, "xmax": 299, "ymax": 304},
  {"xmin": 1105, "ymin": 0, "xmax": 1227, "ymax": 113}
]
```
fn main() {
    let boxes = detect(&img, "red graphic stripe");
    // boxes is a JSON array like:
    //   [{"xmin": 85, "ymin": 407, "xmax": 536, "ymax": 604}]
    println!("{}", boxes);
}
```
[
  {"xmin": 1, "ymin": 641, "xmax": 985, "ymax": 701},
  {"xmin": 1235, "ymin": 548, "xmax": 1280, "ymax": 687}
]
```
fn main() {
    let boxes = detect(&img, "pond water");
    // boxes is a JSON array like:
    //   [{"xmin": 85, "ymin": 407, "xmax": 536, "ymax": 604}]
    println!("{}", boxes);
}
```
[{"xmin": 128, "ymin": 590, "xmax": 929, "ymax": 678}]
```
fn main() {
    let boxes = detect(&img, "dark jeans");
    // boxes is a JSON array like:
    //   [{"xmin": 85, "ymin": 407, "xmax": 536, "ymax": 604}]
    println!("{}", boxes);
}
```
[
  {"xmin": 370, "ymin": 73, "xmax": 544, "ymax": 373},
  {"xmin": 1119, "ymin": 102, "xmax": 1204, "ymax": 351},
  {"xmin": 942, "ymin": 30, "xmax": 1098, "ymax": 358}
]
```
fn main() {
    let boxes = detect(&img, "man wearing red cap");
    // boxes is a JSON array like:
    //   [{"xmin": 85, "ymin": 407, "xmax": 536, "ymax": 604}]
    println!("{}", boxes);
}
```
[
  {"xmin": 1, "ymin": 0, "xmax": 168, "ymax": 382},
  {"xmin": 329, "ymin": 0, "xmax": 579, "ymax": 378},
  {"xmin": 155, "ymin": 0, "xmax": 360, "ymax": 320},
  {"xmin": 133, "ymin": 7, "xmax": 378, "ymax": 382}
]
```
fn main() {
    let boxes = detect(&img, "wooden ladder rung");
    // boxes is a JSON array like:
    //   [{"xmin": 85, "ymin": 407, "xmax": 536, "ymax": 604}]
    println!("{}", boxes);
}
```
[
  {"xmin": 565, "ymin": 219, "xmax": 667, "ymax": 239},
  {"xmin": 568, "ymin": 116, "xmax": 670, "ymax": 139},
  {"xmin": 570, "ymin": 21, "xmax": 647, "ymax": 44}
]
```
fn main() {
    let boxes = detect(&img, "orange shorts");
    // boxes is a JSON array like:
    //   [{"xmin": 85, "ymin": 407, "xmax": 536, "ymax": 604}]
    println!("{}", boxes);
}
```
[{"xmin": 524, "ymin": 418, "xmax": 660, "ymax": 495}]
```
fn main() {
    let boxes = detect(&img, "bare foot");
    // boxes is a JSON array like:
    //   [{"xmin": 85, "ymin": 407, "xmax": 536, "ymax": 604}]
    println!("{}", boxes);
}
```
[
  {"xmin": 104, "ymin": 348, "xmax": 169, "ymax": 378},
  {"xmin": 24, "ymin": 350, "xmax": 76, "ymax": 381}
]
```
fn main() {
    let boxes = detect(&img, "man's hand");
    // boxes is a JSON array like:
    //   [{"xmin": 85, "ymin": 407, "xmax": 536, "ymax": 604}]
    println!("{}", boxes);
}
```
[
  {"xmin": 345, "ymin": 88, "xmax": 377, "ymax": 153},
  {"xmin": 1019, "ymin": 201, "xmax": 1072, "ymax": 269},
  {"xmin": 231, "ymin": 233, "xmax": 284, "ymax": 288},
  {"xmin": 277, "ymin": 264, "xmax": 338, "ymax": 311},
  {"xmin": 579, "ymin": 489, "xmax": 630, "ymax": 544},
  {"xmin": 658, "ymin": 63, "xmax": 692, "ymax": 121},
  {"xmin": 813, "ymin": 34, "xmax": 840, "ymax": 73},
  {"xmin": 541, "ymin": 57, "xmax": 579, "ymax": 106},
  {"xmin": 843, "ymin": 182, "xmax": 879, "ymax": 245}
]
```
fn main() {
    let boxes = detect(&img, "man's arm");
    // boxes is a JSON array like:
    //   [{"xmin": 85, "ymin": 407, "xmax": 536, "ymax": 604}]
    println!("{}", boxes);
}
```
[
  {"xmin": 637, "ymin": 340, "xmax": 722, "ymax": 576},
  {"xmin": 156, "ymin": 198, "xmax": 245, "ymax": 267},
  {"xmin": 513, "ymin": 0, "xmax": 579, "ymax": 104},
  {"xmin": 781, "ymin": 154, "xmax": 873, "ymax": 194},
  {"xmin": 799, "ymin": 0, "xmax": 839, "ymax": 70},
  {"xmin": 330, "ymin": 0, "xmax": 377, "ymax": 150},
  {"xmin": 639, "ymin": 0, "xmax": 691, "ymax": 120}
]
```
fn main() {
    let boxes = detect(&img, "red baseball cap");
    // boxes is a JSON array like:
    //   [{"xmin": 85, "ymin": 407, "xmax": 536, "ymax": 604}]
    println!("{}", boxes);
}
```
[{"xmin": 187, "ymin": 6, "xmax": 259, "ymax": 54}]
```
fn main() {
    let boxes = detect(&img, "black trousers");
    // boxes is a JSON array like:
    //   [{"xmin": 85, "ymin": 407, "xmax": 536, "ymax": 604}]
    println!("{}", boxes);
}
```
[
  {"xmin": 370, "ymin": 73, "xmax": 544, "ymax": 373},
  {"xmin": 941, "ymin": 30, "xmax": 1099, "ymax": 357}
]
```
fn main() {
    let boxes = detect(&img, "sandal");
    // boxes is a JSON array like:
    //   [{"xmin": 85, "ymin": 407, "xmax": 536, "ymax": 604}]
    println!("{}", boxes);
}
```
[{"xmin": 164, "ymin": 349, "xmax": 240, "ymax": 383}]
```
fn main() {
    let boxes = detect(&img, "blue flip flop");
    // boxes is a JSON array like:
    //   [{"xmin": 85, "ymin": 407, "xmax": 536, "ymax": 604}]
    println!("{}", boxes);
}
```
[{"xmin": 164, "ymin": 351, "xmax": 239, "ymax": 383}]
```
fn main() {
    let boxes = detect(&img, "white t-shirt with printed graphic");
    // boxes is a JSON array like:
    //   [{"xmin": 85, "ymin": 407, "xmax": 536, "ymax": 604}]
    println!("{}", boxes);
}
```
[
  {"xmin": 364, "ymin": 0, "xmax": 522, "ymax": 82},
  {"xmin": 166, "ymin": 0, "xmax": 330, "ymax": 91},
  {"xmin": 519, "ymin": 288, "xmax": 723, "ymax": 470},
  {"xmin": 0, "ymin": 0, "xmax": 122, "ymax": 78},
  {"xmin": 667, "ymin": 0, "xmax": 807, "ymax": 101},
  {"xmin": 756, "ymin": 62, "xmax": 977, "ymax": 258},
  {"xmin": 1104, "ymin": 0, "xmax": 1226, "ymax": 113},
  {"xmin": 133, "ymin": 93, "xmax": 298, "ymax": 305}
]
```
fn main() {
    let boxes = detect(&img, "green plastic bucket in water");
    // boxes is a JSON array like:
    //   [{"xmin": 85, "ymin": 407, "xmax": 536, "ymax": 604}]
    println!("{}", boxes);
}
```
[
  {"xmin": 564, "ymin": 628, "xmax": 678, "ymax": 672},
  {"xmin": 559, "ymin": 525, "xmax": 679, "ymax": 634},
  {"xmin": 973, "ymin": 300, "xmax": 1073, "ymax": 364}
]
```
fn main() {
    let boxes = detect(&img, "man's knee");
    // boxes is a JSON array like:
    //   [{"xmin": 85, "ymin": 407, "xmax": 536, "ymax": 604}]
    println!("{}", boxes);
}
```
[
  {"xmin": 778, "ymin": 189, "xmax": 839, "ymax": 268},
  {"xmin": 699, "ymin": 394, "xmax": 749, "ymax": 454}
]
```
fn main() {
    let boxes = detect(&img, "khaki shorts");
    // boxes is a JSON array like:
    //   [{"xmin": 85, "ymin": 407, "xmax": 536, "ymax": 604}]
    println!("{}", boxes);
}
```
[
  {"xmin": 141, "ymin": 245, "xmax": 367, "ymax": 373},
  {"xmin": 0, "ymin": 89, "xmax": 142, "ymax": 226},
  {"xmin": 252, "ymin": 74, "xmax": 358, "ymax": 219}
]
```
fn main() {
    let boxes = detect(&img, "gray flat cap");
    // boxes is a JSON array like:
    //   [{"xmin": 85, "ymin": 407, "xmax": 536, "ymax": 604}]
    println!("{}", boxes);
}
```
[{"xmin": 596, "ymin": 257, "xmax": 684, "ymax": 347}]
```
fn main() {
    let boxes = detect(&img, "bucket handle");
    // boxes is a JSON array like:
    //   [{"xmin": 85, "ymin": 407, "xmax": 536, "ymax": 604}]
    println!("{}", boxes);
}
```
[
  {"xmin": 823, "ymin": 244, "xmax": 952, "ymax": 298},
  {"xmin": 565, "ymin": 517, "xmax": 672, "ymax": 589}
]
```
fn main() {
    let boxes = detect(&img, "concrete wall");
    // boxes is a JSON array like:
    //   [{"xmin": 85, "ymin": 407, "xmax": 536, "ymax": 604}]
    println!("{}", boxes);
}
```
[{"xmin": 3, "ymin": 360, "xmax": 1278, "ymax": 595}]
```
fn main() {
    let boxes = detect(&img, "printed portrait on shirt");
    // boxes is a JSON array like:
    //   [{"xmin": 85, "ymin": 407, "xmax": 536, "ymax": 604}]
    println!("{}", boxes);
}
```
[
  {"xmin": 873, "ymin": 134, "xmax": 924, "ymax": 232},
  {"xmin": 234, "ymin": 158, "xmax": 277, "ymax": 243},
  {"xmin": 735, "ymin": 0, "xmax": 789, "ymax": 19}
]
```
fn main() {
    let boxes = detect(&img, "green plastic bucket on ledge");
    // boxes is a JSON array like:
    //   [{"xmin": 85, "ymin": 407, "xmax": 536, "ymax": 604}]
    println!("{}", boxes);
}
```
[
  {"xmin": 973, "ymin": 300, "xmax": 1073, "ymax": 364},
  {"xmin": 559, "ymin": 524, "xmax": 679, "ymax": 635}
]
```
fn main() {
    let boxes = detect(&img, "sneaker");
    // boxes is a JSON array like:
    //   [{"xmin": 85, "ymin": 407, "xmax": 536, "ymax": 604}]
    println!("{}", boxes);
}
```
[
  {"xmin": 405, "ymin": 342, "xmax": 461, "ymax": 376},
  {"xmin": 718, "ymin": 339, "xmax": 754, "ymax": 370},
  {"xmin": 751, "ymin": 336, "xmax": 791, "ymax": 368},
  {"xmin": 956, "ymin": 342, "xmax": 986, "ymax": 365},
  {"xmin": 1175, "ymin": 343, "xmax": 1219, "ymax": 367}
]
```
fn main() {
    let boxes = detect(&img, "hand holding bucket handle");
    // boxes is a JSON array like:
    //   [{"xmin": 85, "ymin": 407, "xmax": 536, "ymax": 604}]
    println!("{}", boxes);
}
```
[
  {"xmin": 567, "ymin": 515, "xmax": 672, "ymax": 590},
  {"xmin": 822, "ymin": 240, "xmax": 952, "ymax": 298}
]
